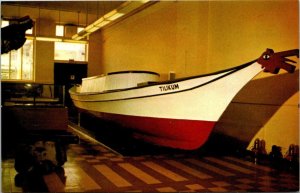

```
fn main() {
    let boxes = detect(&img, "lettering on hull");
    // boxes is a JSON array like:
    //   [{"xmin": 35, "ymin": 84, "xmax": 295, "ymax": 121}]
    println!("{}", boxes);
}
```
[{"xmin": 159, "ymin": 84, "xmax": 179, "ymax": 92}]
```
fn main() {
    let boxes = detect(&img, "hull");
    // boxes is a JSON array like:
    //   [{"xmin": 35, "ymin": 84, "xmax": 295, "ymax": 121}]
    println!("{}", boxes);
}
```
[
  {"xmin": 70, "ymin": 61, "xmax": 263, "ymax": 150},
  {"xmin": 83, "ymin": 111, "xmax": 216, "ymax": 150}
]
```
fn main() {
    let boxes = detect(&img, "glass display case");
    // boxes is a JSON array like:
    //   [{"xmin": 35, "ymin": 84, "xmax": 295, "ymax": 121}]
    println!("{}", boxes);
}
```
[{"xmin": 1, "ymin": 82, "xmax": 65, "ymax": 107}]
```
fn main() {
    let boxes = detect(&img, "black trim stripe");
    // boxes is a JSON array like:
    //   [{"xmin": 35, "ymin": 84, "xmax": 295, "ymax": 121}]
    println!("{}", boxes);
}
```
[{"xmin": 107, "ymin": 70, "xmax": 160, "ymax": 76}]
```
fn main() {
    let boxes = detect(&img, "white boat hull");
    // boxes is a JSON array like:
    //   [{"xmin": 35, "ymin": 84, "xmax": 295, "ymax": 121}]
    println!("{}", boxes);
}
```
[
  {"xmin": 70, "ymin": 61, "xmax": 263, "ymax": 149},
  {"xmin": 71, "ymin": 62, "xmax": 262, "ymax": 122}
]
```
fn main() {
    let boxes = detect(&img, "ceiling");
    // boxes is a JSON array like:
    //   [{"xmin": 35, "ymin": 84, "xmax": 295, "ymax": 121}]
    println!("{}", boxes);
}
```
[{"xmin": 2, "ymin": 1, "xmax": 124, "ymax": 15}]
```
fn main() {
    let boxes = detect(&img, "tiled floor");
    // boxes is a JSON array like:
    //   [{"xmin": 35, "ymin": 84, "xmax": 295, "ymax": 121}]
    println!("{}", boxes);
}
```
[{"xmin": 2, "ymin": 127, "xmax": 299, "ymax": 192}]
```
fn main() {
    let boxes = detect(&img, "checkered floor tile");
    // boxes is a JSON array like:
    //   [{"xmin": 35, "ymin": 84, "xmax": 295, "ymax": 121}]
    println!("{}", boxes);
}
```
[{"xmin": 2, "ymin": 128, "xmax": 299, "ymax": 192}]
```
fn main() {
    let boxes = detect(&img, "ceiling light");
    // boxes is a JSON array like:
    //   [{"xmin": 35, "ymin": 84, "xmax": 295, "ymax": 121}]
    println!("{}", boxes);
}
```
[
  {"xmin": 63, "ymin": 39, "xmax": 88, "ymax": 44},
  {"xmin": 85, "ymin": 25, "xmax": 100, "ymax": 33},
  {"xmin": 31, "ymin": 36, "xmax": 87, "ymax": 43},
  {"xmin": 93, "ymin": 17, "xmax": 105, "ymax": 26},
  {"xmin": 105, "ymin": 9, "xmax": 124, "ymax": 21},
  {"xmin": 36, "ymin": 36, "xmax": 62, "ymax": 42},
  {"xmin": 72, "ymin": 0, "xmax": 154, "ymax": 40},
  {"xmin": 95, "ymin": 20, "xmax": 110, "ymax": 28}
]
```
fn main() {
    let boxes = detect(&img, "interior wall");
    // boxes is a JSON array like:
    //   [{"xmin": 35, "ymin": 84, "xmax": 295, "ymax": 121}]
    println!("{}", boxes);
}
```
[
  {"xmin": 207, "ymin": 0, "xmax": 299, "ymax": 153},
  {"xmin": 35, "ymin": 41, "xmax": 54, "ymax": 83},
  {"xmin": 99, "ymin": 0, "xmax": 299, "ymax": 76},
  {"xmin": 88, "ymin": 30, "xmax": 103, "ymax": 77},
  {"xmin": 99, "ymin": 2, "xmax": 176, "ymax": 80},
  {"xmin": 98, "ymin": 1, "xmax": 210, "ymax": 79},
  {"xmin": 97, "ymin": 0, "xmax": 299, "ymax": 153},
  {"xmin": 207, "ymin": 0, "xmax": 299, "ymax": 70}
]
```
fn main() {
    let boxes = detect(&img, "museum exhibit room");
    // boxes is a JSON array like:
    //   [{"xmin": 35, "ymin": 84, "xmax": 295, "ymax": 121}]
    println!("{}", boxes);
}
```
[{"xmin": 1, "ymin": 0, "xmax": 299, "ymax": 192}]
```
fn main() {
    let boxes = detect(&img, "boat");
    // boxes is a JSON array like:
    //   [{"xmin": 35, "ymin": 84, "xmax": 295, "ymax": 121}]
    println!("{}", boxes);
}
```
[{"xmin": 69, "ymin": 48, "xmax": 299, "ymax": 150}]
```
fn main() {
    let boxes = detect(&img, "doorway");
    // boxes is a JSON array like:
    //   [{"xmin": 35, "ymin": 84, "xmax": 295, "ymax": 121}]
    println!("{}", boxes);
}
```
[{"xmin": 54, "ymin": 62, "xmax": 87, "ymax": 108}]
